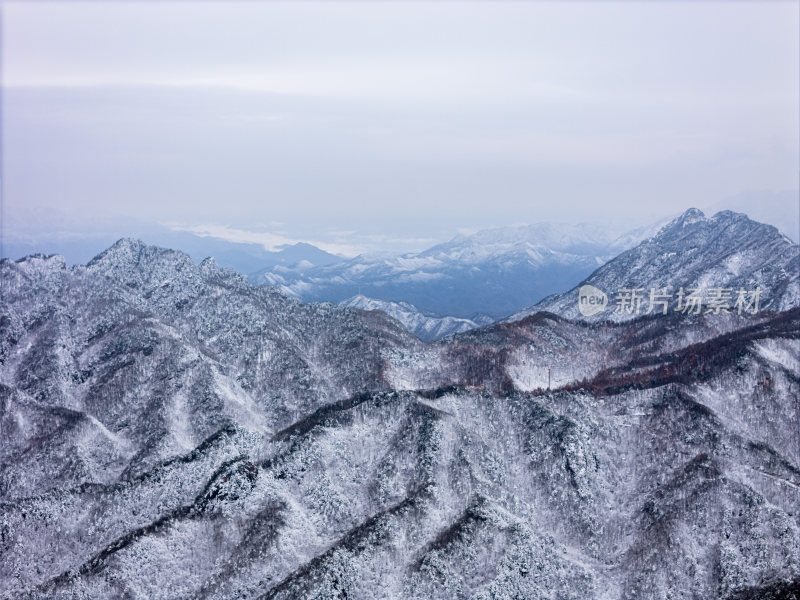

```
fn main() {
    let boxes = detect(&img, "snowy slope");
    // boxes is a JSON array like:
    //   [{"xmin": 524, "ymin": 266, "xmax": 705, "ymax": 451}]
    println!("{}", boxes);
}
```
[{"xmin": 1, "ymin": 238, "xmax": 799, "ymax": 599}]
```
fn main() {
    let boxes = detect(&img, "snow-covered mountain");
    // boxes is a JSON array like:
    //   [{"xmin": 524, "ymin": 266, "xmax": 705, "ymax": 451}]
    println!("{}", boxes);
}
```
[
  {"xmin": 513, "ymin": 209, "xmax": 800, "ymax": 322},
  {"xmin": 0, "ymin": 239, "xmax": 417, "ymax": 491},
  {"xmin": 339, "ymin": 295, "xmax": 493, "ymax": 342},
  {"xmin": 249, "ymin": 221, "xmax": 661, "ymax": 319},
  {"xmin": 5, "ymin": 225, "xmax": 346, "ymax": 273},
  {"xmin": 2, "ymin": 238, "xmax": 799, "ymax": 599}
]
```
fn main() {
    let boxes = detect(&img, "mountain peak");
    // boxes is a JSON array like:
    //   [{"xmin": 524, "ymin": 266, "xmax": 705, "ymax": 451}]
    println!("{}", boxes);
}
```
[
  {"xmin": 86, "ymin": 237, "xmax": 147, "ymax": 266},
  {"xmin": 672, "ymin": 207, "xmax": 706, "ymax": 227},
  {"xmin": 648, "ymin": 208, "xmax": 706, "ymax": 240},
  {"xmin": 710, "ymin": 209, "xmax": 754, "ymax": 224},
  {"xmin": 649, "ymin": 208, "xmax": 771, "ymax": 245},
  {"xmin": 683, "ymin": 207, "xmax": 705, "ymax": 218},
  {"xmin": 84, "ymin": 238, "xmax": 199, "ymax": 294},
  {"xmin": 87, "ymin": 238, "xmax": 192, "ymax": 266}
]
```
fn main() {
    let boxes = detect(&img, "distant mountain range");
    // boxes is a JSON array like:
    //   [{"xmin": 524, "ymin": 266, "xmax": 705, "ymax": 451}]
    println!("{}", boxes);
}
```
[{"xmin": 249, "ymin": 220, "xmax": 669, "ymax": 320}]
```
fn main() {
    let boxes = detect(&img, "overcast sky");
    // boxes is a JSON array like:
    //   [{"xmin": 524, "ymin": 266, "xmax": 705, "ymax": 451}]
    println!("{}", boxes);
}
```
[{"xmin": 3, "ymin": 1, "xmax": 799, "ymax": 255}]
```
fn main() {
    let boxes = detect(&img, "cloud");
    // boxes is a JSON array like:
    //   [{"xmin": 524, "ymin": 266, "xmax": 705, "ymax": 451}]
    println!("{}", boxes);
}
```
[
  {"xmin": 3, "ymin": 1, "xmax": 797, "ymax": 247},
  {"xmin": 170, "ymin": 224, "xmax": 363, "ymax": 257}
]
